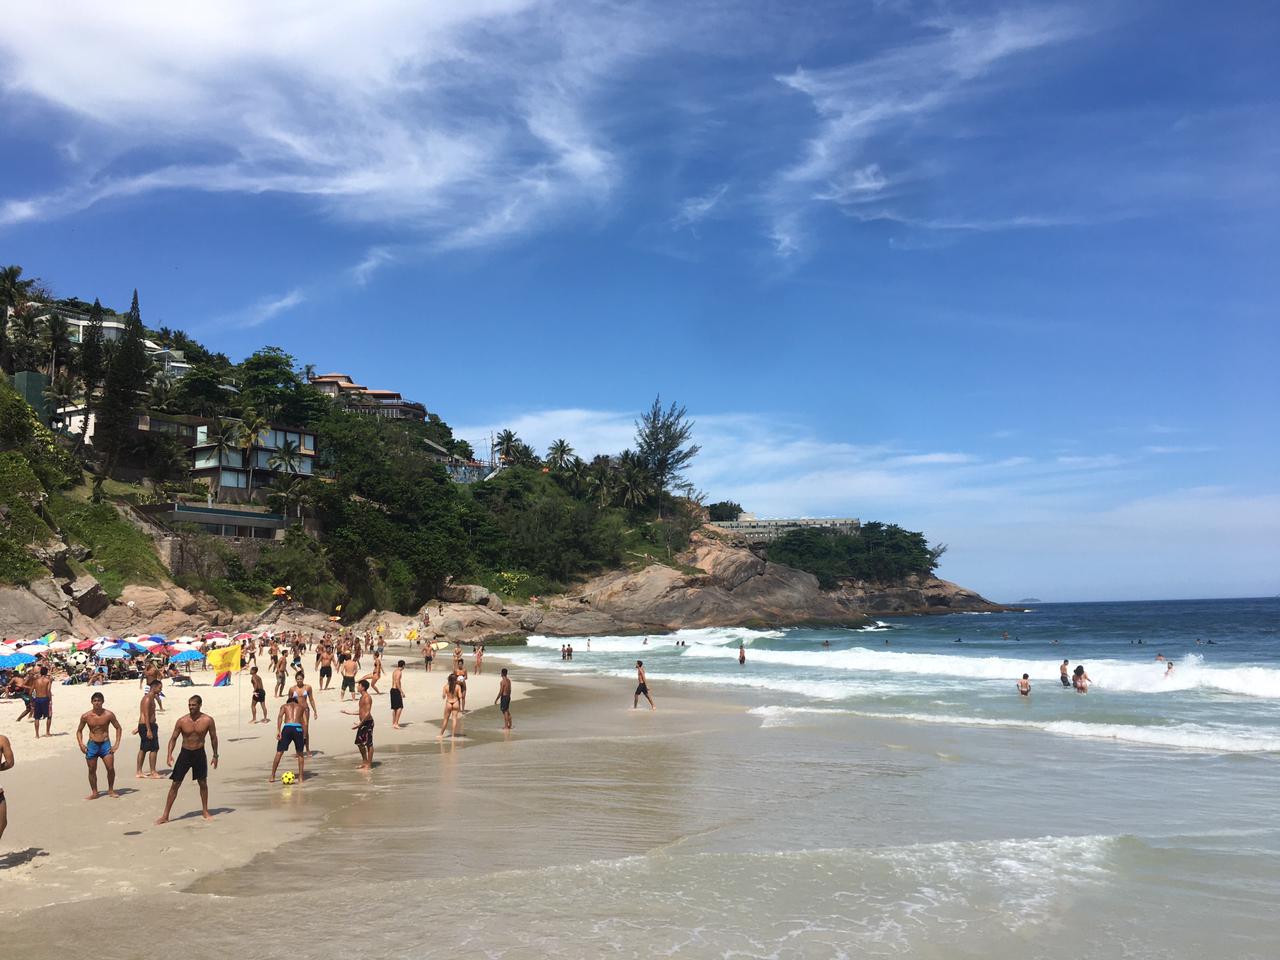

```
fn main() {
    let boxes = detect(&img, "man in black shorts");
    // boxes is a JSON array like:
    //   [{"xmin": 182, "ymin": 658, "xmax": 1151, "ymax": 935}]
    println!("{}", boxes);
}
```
[
  {"xmin": 339, "ymin": 657, "xmax": 359, "ymax": 701},
  {"xmin": 390, "ymin": 660, "xmax": 406, "ymax": 729},
  {"xmin": 495, "ymin": 667, "xmax": 513, "ymax": 730},
  {"xmin": 156, "ymin": 695, "xmax": 219, "ymax": 824},
  {"xmin": 633, "ymin": 660, "xmax": 655, "ymax": 710},
  {"xmin": 343, "ymin": 679, "xmax": 374, "ymax": 770}
]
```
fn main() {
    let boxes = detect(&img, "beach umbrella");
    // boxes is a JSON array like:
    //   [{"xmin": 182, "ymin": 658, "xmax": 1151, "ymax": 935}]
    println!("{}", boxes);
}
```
[
  {"xmin": 76, "ymin": 639, "xmax": 98, "ymax": 651},
  {"xmin": 148, "ymin": 634, "xmax": 168, "ymax": 642},
  {"xmin": 48, "ymin": 640, "xmax": 73, "ymax": 652},
  {"xmin": 175, "ymin": 636, "xmax": 197, "ymax": 643},
  {"xmin": 170, "ymin": 649, "xmax": 205, "ymax": 663},
  {"xmin": 136, "ymin": 639, "xmax": 160, "ymax": 648},
  {"xmin": 96, "ymin": 646, "xmax": 130, "ymax": 660},
  {"xmin": 0, "ymin": 652, "xmax": 38, "ymax": 668},
  {"xmin": 123, "ymin": 635, "xmax": 144, "ymax": 644},
  {"xmin": 234, "ymin": 632, "xmax": 255, "ymax": 642},
  {"xmin": 204, "ymin": 631, "xmax": 228, "ymax": 640},
  {"xmin": 117, "ymin": 640, "xmax": 149, "ymax": 654},
  {"xmin": 25, "ymin": 632, "xmax": 53, "ymax": 645}
]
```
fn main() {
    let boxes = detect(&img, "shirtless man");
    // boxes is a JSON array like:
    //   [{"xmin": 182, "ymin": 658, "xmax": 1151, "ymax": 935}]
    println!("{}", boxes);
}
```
[
  {"xmin": 1060, "ymin": 659, "xmax": 1071, "ymax": 688},
  {"xmin": 136, "ymin": 680, "xmax": 163, "ymax": 777},
  {"xmin": 318, "ymin": 644, "xmax": 335, "ymax": 691},
  {"xmin": 339, "ymin": 656, "xmax": 359, "ymax": 701},
  {"xmin": 738, "ymin": 643, "xmax": 746, "ymax": 666},
  {"xmin": 270, "ymin": 694, "xmax": 309, "ymax": 783},
  {"xmin": 342, "ymin": 680, "xmax": 375, "ymax": 770},
  {"xmin": 390, "ymin": 660, "xmax": 406, "ymax": 729},
  {"xmin": 1017, "ymin": 674, "xmax": 1031, "ymax": 696},
  {"xmin": 273, "ymin": 653, "xmax": 289, "ymax": 698},
  {"xmin": 495, "ymin": 667, "xmax": 513, "ymax": 730},
  {"xmin": 360, "ymin": 652, "xmax": 383, "ymax": 695},
  {"xmin": 76, "ymin": 692, "xmax": 124, "ymax": 799},
  {"xmin": 292, "ymin": 671, "xmax": 318, "ymax": 755},
  {"xmin": 30, "ymin": 665, "xmax": 54, "ymax": 738},
  {"xmin": 0, "ymin": 733, "xmax": 13, "ymax": 839},
  {"xmin": 249, "ymin": 667, "xmax": 268, "ymax": 723},
  {"xmin": 156, "ymin": 696, "xmax": 219, "ymax": 824},
  {"xmin": 634, "ymin": 660, "xmax": 655, "ymax": 710}
]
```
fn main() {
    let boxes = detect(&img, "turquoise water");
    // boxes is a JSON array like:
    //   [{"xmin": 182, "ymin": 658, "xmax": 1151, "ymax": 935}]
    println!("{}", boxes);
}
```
[{"xmin": 516, "ymin": 597, "xmax": 1280, "ymax": 753}]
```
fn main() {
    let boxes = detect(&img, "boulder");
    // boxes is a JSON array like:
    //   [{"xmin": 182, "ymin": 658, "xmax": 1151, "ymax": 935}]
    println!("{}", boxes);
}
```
[
  {"xmin": 439, "ymin": 584, "xmax": 493, "ymax": 605},
  {"xmin": 167, "ymin": 586, "xmax": 200, "ymax": 615},
  {"xmin": 481, "ymin": 593, "xmax": 503, "ymax": 613},
  {"xmin": 27, "ymin": 577, "xmax": 72, "ymax": 618},
  {"xmin": 65, "ymin": 574, "xmax": 111, "ymax": 618},
  {"xmin": 0, "ymin": 584, "xmax": 72, "ymax": 638}
]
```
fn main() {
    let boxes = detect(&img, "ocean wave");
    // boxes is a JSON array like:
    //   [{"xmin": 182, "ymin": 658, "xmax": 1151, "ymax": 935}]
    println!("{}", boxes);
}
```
[
  {"xmin": 682, "ymin": 646, "xmax": 1280, "ymax": 698},
  {"xmin": 749, "ymin": 705, "xmax": 1280, "ymax": 752},
  {"xmin": 526, "ymin": 625, "xmax": 784, "ymax": 653}
]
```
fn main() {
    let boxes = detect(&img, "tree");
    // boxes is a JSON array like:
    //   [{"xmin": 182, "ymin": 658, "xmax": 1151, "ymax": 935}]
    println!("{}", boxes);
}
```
[
  {"xmin": 708, "ymin": 500, "xmax": 744, "ymax": 522},
  {"xmin": 616, "ymin": 451, "xmax": 656, "ymax": 510},
  {"xmin": 495, "ymin": 429, "xmax": 520, "ymax": 463},
  {"xmin": 546, "ymin": 438, "xmax": 574, "ymax": 470},
  {"xmin": 268, "ymin": 437, "xmax": 303, "ymax": 475},
  {"xmin": 238, "ymin": 409, "xmax": 270, "ymax": 501},
  {"xmin": 635, "ymin": 395, "xmax": 700, "ymax": 515},
  {"xmin": 42, "ymin": 311, "xmax": 73, "ymax": 379},
  {"xmin": 172, "ymin": 362, "xmax": 231, "ymax": 418},
  {"xmin": 203, "ymin": 420, "xmax": 241, "ymax": 503},
  {"xmin": 79, "ymin": 299, "xmax": 107, "ymax": 436},
  {"xmin": 0, "ymin": 265, "xmax": 38, "ymax": 373},
  {"xmin": 41, "ymin": 373, "xmax": 77, "ymax": 430},
  {"xmin": 93, "ymin": 289, "xmax": 152, "ymax": 488}
]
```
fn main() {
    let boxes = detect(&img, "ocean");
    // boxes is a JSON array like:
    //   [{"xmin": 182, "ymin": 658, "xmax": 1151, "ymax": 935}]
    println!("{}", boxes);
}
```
[{"xmin": 13, "ymin": 598, "xmax": 1279, "ymax": 959}]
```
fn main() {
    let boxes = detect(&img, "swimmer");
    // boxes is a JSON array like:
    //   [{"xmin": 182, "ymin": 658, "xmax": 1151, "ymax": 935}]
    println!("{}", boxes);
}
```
[
  {"xmin": 1018, "ymin": 674, "xmax": 1031, "ymax": 696},
  {"xmin": 1060, "ymin": 659, "xmax": 1070, "ymax": 687}
]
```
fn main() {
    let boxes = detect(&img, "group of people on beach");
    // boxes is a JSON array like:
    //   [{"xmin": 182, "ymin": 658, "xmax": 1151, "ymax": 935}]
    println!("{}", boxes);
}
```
[{"xmin": 0, "ymin": 628, "xmax": 517, "ymax": 841}]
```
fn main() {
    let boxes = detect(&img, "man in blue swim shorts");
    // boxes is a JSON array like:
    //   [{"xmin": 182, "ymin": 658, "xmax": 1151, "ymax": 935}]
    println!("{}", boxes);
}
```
[{"xmin": 76, "ymin": 692, "xmax": 124, "ymax": 800}]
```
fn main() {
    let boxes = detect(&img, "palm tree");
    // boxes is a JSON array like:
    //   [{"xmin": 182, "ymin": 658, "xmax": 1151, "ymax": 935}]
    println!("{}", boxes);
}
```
[
  {"xmin": 546, "ymin": 438, "xmax": 574, "ymax": 470},
  {"xmin": 238, "ymin": 409, "xmax": 270, "ymax": 501},
  {"xmin": 41, "ymin": 311, "xmax": 73, "ymax": 379},
  {"xmin": 42, "ymin": 373, "xmax": 77, "ymax": 431},
  {"xmin": 586, "ymin": 455, "xmax": 615, "ymax": 507},
  {"xmin": 302, "ymin": 363, "xmax": 316, "ymax": 383},
  {"xmin": 268, "ymin": 438, "xmax": 302, "ymax": 475},
  {"xmin": 0, "ymin": 265, "xmax": 37, "ymax": 372},
  {"xmin": 203, "ymin": 420, "xmax": 241, "ymax": 503},
  {"xmin": 495, "ymin": 429, "xmax": 520, "ymax": 463},
  {"xmin": 618, "ymin": 458, "xmax": 655, "ymax": 510},
  {"xmin": 148, "ymin": 373, "xmax": 178, "ymax": 414}
]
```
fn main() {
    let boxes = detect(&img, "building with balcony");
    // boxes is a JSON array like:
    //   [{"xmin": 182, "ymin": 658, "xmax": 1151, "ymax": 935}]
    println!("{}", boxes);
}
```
[
  {"xmin": 190, "ymin": 420, "xmax": 317, "ymax": 502},
  {"xmin": 309, "ymin": 372, "xmax": 426, "ymax": 421}
]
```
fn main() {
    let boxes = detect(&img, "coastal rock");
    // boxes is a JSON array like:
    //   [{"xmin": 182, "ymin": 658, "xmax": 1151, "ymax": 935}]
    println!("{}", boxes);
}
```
[
  {"xmin": 0, "ymin": 582, "xmax": 73, "ymax": 638},
  {"xmin": 439, "ymin": 584, "xmax": 493, "ymax": 605},
  {"xmin": 831, "ymin": 574, "xmax": 1013, "ymax": 615},
  {"xmin": 27, "ymin": 576, "xmax": 72, "ymax": 617},
  {"xmin": 64, "ymin": 574, "xmax": 110, "ymax": 618},
  {"xmin": 481, "ymin": 593, "xmax": 503, "ymax": 613},
  {"xmin": 168, "ymin": 586, "xmax": 200, "ymax": 615}
]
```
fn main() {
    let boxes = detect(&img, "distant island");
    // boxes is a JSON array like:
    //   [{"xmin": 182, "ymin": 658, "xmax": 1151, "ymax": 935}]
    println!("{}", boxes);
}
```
[{"xmin": 1015, "ymin": 597, "xmax": 1043, "ymax": 603}]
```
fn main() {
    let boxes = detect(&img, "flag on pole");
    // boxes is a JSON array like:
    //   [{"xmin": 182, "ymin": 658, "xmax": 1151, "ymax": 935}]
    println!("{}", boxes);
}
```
[
  {"xmin": 205, "ymin": 644, "xmax": 243, "ymax": 674},
  {"xmin": 214, "ymin": 672, "xmax": 231, "ymax": 687}
]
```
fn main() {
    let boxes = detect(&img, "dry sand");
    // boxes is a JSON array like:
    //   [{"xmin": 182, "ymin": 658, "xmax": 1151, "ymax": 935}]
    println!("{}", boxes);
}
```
[{"xmin": 0, "ymin": 640, "xmax": 529, "ymax": 912}]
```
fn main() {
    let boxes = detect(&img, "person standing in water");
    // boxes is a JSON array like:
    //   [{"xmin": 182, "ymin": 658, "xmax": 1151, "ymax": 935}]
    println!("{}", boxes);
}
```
[
  {"xmin": 738, "ymin": 643, "xmax": 746, "ymax": 666},
  {"xmin": 495, "ymin": 668, "xmax": 513, "ymax": 730},
  {"xmin": 343, "ymin": 680, "xmax": 375, "ymax": 770},
  {"xmin": 1073, "ymin": 664, "xmax": 1091, "ymax": 693},
  {"xmin": 390, "ymin": 660, "xmax": 406, "ymax": 729},
  {"xmin": 1060, "ymin": 659, "xmax": 1071, "ymax": 688},
  {"xmin": 156, "ymin": 695, "xmax": 219, "ymax": 824},
  {"xmin": 1017, "ymin": 674, "xmax": 1031, "ymax": 696},
  {"xmin": 634, "ymin": 660, "xmax": 655, "ymax": 710},
  {"xmin": 77, "ymin": 692, "xmax": 123, "ymax": 800}
]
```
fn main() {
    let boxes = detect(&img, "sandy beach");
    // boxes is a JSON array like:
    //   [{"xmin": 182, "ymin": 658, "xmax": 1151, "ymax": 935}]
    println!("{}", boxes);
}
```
[{"xmin": 0, "ymin": 640, "xmax": 529, "ymax": 914}]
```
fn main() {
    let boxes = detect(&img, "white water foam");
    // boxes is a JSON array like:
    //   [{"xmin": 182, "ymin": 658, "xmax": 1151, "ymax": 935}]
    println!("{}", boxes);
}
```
[
  {"xmin": 681, "ymin": 646, "xmax": 1280, "ymax": 698},
  {"xmin": 526, "ymin": 625, "xmax": 784, "ymax": 653},
  {"xmin": 749, "ymin": 705, "xmax": 1280, "ymax": 752}
]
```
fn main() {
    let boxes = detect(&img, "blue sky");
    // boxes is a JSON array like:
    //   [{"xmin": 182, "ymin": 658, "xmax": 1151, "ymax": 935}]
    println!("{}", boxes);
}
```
[{"xmin": 2, "ymin": 1, "xmax": 1277, "ymax": 601}]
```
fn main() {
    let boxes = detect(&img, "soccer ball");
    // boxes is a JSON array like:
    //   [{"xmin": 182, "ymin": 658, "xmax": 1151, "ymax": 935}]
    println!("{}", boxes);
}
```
[{"xmin": 281, "ymin": 771, "xmax": 297, "ymax": 785}]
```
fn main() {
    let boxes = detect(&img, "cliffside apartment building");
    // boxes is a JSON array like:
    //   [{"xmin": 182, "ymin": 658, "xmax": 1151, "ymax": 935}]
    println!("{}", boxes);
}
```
[{"xmin": 308, "ymin": 372, "xmax": 426, "ymax": 421}]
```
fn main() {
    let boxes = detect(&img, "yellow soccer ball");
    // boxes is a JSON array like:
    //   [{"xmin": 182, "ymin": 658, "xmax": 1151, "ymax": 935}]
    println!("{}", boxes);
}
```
[{"xmin": 281, "ymin": 771, "xmax": 296, "ymax": 785}]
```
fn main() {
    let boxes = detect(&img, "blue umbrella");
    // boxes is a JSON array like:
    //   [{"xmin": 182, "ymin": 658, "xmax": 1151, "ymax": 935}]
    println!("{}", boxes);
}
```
[
  {"xmin": 96, "ymin": 647, "xmax": 130, "ymax": 660},
  {"xmin": 0, "ymin": 652, "xmax": 38, "ymax": 668},
  {"xmin": 169, "ymin": 650, "xmax": 205, "ymax": 663},
  {"xmin": 117, "ymin": 640, "xmax": 149, "ymax": 654}
]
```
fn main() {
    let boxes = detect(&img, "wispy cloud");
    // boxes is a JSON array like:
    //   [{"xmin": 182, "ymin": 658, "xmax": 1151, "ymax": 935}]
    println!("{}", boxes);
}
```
[
  {"xmin": 0, "ymin": 2, "xmax": 666, "ymax": 245},
  {"xmin": 767, "ymin": 8, "xmax": 1083, "ymax": 255},
  {"xmin": 226, "ymin": 289, "xmax": 306, "ymax": 329},
  {"xmin": 672, "ymin": 183, "xmax": 729, "ymax": 230},
  {"xmin": 352, "ymin": 247, "xmax": 397, "ymax": 286},
  {"xmin": 1142, "ymin": 445, "xmax": 1217, "ymax": 455}
]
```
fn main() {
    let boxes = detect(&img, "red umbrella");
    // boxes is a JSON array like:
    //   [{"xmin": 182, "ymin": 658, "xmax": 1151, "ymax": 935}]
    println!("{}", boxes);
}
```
[{"xmin": 76, "ymin": 639, "xmax": 98, "ymax": 651}]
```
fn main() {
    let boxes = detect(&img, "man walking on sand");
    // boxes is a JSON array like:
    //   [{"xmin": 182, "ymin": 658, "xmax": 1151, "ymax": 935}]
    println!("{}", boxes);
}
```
[
  {"xmin": 390, "ymin": 660, "xmax": 406, "ymax": 729},
  {"xmin": 77, "ymin": 692, "xmax": 124, "ymax": 800},
  {"xmin": 343, "ymin": 679, "xmax": 375, "ymax": 770},
  {"xmin": 270, "ymin": 694, "xmax": 309, "ymax": 783},
  {"xmin": 634, "ymin": 660, "xmax": 655, "ymax": 710},
  {"xmin": 0, "ymin": 733, "xmax": 13, "ymax": 840},
  {"xmin": 156, "ymin": 695, "xmax": 219, "ymax": 824},
  {"xmin": 495, "ymin": 667, "xmax": 513, "ymax": 730},
  {"xmin": 249, "ymin": 667, "xmax": 268, "ymax": 723},
  {"xmin": 136, "ymin": 680, "xmax": 163, "ymax": 778},
  {"xmin": 30, "ymin": 665, "xmax": 54, "ymax": 738},
  {"xmin": 318, "ymin": 644, "xmax": 335, "ymax": 691}
]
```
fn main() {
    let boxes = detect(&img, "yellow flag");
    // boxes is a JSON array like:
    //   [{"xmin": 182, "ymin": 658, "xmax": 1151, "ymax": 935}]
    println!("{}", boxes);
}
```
[{"xmin": 205, "ymin": 644, "xmax": 243, "ymax": 673}]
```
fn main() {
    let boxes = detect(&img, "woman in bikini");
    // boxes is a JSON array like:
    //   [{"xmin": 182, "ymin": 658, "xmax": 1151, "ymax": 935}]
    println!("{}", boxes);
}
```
[{"xmin": 438, "ymin": 673, "xmax": 463, "ymax": 740}]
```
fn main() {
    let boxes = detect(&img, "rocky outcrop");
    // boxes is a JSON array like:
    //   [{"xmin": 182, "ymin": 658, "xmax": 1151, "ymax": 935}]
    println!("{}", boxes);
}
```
[
  {"xmin": 64, "ymin": 575, "xmax": 110, "ymax": 618},
  {"xmin": 831, "ymin": 574, "xmax": 1014, "ymax": 615}
]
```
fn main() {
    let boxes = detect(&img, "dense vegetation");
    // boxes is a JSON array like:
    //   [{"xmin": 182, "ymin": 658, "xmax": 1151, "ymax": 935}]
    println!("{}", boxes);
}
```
[{"xmin": 767, "ymin": 522, "xmax": 946, "ymax": 588}]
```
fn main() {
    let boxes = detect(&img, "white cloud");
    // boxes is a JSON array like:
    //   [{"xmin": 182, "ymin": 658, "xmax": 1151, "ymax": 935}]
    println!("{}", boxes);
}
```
[
  {"xmin": 672, "ymin": 183, "xmax": 729, "ymax": 230},
  {"xmin": 768, "ymin": 8, "xmax": 1082, "ymax": 254},
  {"xmin": 0, "ymin": 1, "xmax": 664, "ymax": 244},
  {"xmin": 352, "ymin": 247, "xmax": 397, "ymax": 286},
  {"xmin": 228, "ymin": 289, "xmax": 306, "ymax": 329}
]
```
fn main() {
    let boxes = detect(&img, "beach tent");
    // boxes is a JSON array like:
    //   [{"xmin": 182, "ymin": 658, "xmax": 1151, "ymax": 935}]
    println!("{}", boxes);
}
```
[
  {"xmin": 170, "ymin": 650, "xmax": 205, "ymax": 663},
  {"xmin": 0, "ymin": 651, "xmax": 38, "ymax": 668}
]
